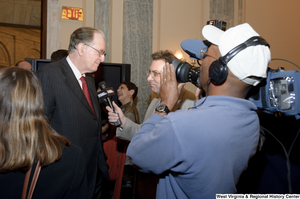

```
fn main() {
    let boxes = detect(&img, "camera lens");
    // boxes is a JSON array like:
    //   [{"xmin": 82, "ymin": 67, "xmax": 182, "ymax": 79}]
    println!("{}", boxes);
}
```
[
  {"xmin": 171, "ymin": 59, "xmax": 191, "ymax": 83},
  {"xmin": 170, "ymin": 59, "xmax": 201, "ymax": 87}
]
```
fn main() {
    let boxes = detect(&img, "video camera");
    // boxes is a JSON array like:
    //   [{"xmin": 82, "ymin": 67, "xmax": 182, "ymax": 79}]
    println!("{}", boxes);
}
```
[
  {"xmin": 177, "ymin": 19, "xmax": 300, "ymax": 118},
  {"xmin": 169, "ymin": 38, "xmax": 208, "ymax": 88},
  {"xmin": 179, "ymin": 37, "xmax": 300, "ymax": 118},
  {"xmin": 247, "ymin": 66, "xmax": 300, "ymax": 119},
  {"xmin": 170, "ymin": 20, "xmax": 227, "ymax": 88},
  {"xmin": 207, "ymin": 19, "xmax": 227, "ymax": 31},
  {"xmin": 178, "ymin": 41, "xmax": 300, "ymax": 118}
]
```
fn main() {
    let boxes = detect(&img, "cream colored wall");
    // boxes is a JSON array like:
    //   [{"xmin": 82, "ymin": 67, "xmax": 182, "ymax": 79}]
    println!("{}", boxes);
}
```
[
  {"xmin": 110, "ymin": 0, "xmax": 124, "ymax": 63},
  {"xmin": 153, "ymin": 0, "xmax": 208, "ymax": 60},
  {"xmin": 244, "ymin": 0, "xmax": 300, "ymax": 71},
  {"xmin": 59, "ymin": 0, "xmax": 94, "ymax": 50},
  {"xmin": 153, "ymin": 0, "xmax": 210, "ymax": 93}
]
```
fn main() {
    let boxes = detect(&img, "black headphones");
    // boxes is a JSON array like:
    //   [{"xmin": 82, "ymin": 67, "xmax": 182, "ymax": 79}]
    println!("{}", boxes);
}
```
[{"xmin": 209, "ymin": 36, "xmax": 270, "ymax": 84}]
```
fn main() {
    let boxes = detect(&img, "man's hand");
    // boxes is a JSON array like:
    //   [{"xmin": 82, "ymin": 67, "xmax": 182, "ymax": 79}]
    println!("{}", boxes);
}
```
[
  {"xmin": 106, "ymin": 101, "xmax": 126, "ymax": 128},
  {"xmin": 159, "ymin": 63, "xmax": 180, "ymax": 111}
]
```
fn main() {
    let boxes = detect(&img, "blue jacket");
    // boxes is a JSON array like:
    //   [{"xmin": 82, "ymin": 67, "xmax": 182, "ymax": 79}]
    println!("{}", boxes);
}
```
[{"xmin": 127, "ymin": 96, "xmax": 260, "ymax": 199}]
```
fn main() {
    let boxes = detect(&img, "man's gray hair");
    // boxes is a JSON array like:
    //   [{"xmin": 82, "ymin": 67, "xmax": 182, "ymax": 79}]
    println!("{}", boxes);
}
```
[{"xmin": 68, "ymin": 27, "xmax": 105, "ymax": 52}]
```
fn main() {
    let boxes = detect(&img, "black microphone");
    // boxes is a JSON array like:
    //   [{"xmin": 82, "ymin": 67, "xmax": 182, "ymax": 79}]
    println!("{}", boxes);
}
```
[{"xmin": 98, "ymin": 81, "xmax": 122, "ymax": 126}]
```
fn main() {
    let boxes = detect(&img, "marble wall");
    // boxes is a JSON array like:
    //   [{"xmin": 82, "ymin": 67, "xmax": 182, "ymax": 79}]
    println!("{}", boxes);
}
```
[
  {"xmin": 94, "ymin": 0, "xmax": 110, "ymax": 62},
  {"xmin": 95, "ymin": 0, "xmax": 153, "ymax": 121},
  {"xmin": 210, "ymin": 0, "xmax": 234, "ymax": 28},
  {"xmin": 46, "ymin": 0, "xmax": 62, "ymax": 59},
  {"xmin": 123, "ymin": 0, "xmax": 153, "ymax": 121},
  {"xmin": 209, "ymin": 0, "xmax": 243, "ymax": 30}
]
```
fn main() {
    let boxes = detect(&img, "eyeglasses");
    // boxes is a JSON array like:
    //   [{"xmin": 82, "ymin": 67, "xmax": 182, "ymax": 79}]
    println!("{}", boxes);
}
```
[
  {"xmin": 200, "ymin": 47, "xmax": 218, "ymax": 60},
  {"xmin": 85, "ymin": 44, "xmax": 106, "ymax": 57},
  {"xmin": 147, "ymin": 70, "xmax": 161, "ymax": 78}
]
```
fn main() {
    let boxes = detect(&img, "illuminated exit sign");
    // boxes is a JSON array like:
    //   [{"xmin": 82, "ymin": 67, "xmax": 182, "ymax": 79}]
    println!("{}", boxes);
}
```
[{"xmin": 62, "ymin": 6, "xmax": 83, "ymax": 21}]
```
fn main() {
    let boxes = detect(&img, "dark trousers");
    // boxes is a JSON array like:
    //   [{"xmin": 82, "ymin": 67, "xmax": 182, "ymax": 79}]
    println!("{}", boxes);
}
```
[{"xmin": 94, "ymin": 169, "xmax": 104, "ymax": 199}]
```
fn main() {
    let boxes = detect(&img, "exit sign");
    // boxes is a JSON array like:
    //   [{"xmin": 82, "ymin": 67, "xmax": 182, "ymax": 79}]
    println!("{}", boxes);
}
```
[{"xmin": 62, "ymin": 6, "xmax": 83, "ymax": 21}]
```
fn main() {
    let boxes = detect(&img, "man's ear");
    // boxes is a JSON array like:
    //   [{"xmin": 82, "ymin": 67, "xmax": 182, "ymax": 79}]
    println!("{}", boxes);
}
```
[{"xmin": 77, "ymin": 43, "xmax": 85, "ymax": 56}]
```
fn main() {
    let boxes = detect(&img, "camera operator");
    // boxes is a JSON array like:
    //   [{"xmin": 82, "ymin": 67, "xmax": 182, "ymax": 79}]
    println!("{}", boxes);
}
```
[{"xmin": 124, "ymin": 23, "xmax": 271, "ymax": 198}]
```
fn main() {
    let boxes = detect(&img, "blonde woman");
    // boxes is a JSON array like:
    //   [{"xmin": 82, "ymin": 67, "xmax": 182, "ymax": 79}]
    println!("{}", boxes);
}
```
[{"xmin": 0, "ymin": 67, "xmax": 88, "ymax": 199}]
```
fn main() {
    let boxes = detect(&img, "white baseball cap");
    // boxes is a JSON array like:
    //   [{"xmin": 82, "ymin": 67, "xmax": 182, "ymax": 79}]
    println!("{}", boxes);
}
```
[{"xmin": 202, "ymin": 23, "xmax": 271, "ymax": 86}]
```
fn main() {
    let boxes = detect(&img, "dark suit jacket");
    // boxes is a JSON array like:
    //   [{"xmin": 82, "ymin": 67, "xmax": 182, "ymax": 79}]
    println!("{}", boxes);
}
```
[
  {"xmin": 0, "ymin": 145, "xmax": 88, "ymax": 199},
  {"xmin": 35, "ymin": 58, "xmax": 109, "ymax": 198}
]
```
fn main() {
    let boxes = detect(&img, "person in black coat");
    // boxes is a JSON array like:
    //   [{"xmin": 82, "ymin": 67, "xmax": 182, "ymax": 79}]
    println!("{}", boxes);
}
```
[
  {"xmin": 0, "ymin": 67, "xmax": 88, "ymax": 198},
  {"xmin": 35, "ymin": 27, "xmax": 109, "ymax": 199}
]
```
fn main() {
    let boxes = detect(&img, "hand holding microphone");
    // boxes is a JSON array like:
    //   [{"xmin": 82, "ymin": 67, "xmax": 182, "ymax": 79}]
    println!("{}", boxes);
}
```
[
  {"xmin": 106, "ymin": 101, "xmax": 126, "ymax": 128},
  {"xmin": 98, "ymin": 81, "xmax": 122, "ymax": 126}
]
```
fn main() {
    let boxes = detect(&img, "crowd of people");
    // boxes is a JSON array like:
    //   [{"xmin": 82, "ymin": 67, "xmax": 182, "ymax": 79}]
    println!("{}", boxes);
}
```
[{"xmin": 0, "ymin": 22, "xmax": 275, "ymax": 199}]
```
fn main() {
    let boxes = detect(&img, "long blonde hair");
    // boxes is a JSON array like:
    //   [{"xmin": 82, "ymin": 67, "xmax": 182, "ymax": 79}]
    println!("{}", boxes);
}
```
[{"xmin": 0, "ymin": 67, "xmax": 70, "ymax": 172}]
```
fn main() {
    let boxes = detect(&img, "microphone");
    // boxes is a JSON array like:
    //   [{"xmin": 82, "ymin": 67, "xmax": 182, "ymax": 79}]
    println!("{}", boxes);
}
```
[{"xmin": 98, "ymin": 81, "xmax": 122, "ymax": 126}]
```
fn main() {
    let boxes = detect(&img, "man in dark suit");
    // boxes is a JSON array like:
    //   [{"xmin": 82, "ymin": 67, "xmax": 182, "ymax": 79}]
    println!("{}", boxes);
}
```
[{"xmin": 36, "ymin": 27, "xmax": 109, "ymax": 199}]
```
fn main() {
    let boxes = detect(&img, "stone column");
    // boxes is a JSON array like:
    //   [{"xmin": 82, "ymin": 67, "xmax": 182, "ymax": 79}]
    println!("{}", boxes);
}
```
[{"xmin": 47, "ymin": 0, "xmax": 62, "ymax": 59}]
